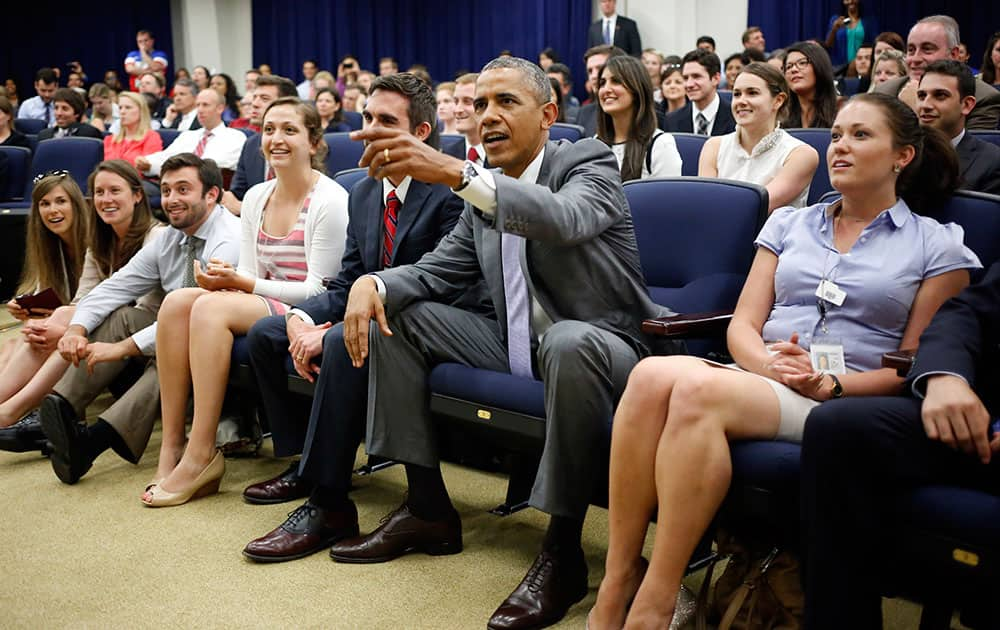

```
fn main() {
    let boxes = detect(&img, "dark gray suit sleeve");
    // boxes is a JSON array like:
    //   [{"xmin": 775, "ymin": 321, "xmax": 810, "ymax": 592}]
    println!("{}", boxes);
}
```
[
  {"xmin": 491, "ymin": 139, "xmax": 625, "ymax": 245},
  {"xmin": 968, "ymin": 83, "xmax": 1000, "ymax": 131}
]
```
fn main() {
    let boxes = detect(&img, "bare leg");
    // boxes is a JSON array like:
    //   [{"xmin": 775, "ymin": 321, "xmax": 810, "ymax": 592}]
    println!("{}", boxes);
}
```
[
  {"xmin": 624, "ymin": 364, "xmax": 783, "ymax": 628},
  {"xmin": 0, "ymin": 307, "xmax": 77, "ymax": 425},
  {"xmin": 590, "ymin": 356, "xmax": 705, "ymax": 629},
  {"xmin": 0, "ymin": 337, "xmax": 19, "ymax": 373},
  {"xmin": 152, "ymin": 288, "xmax": 208, "ymax": 483},
  {"xmin": 157, "ymin": 292, "xmax": 268, "ymax": 493}
]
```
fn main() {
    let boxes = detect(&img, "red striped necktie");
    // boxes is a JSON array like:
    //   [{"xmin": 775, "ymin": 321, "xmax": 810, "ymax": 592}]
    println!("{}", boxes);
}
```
[
  {"xmin": 382, "ymin": 190, "xmax": 401, "ymax": 268},
  {"xmin": 195, "ymin": 130, "xmax": 213, "ymax": 157}
]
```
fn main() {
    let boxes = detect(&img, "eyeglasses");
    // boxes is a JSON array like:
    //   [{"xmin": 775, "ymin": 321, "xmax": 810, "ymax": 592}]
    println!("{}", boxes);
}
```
[
  {"xmin": 784, "ymin": 58, "xmax": 812, "ymax": 73},
  {"xmin": 32, "ymin": 170, "xmax": 70, "ymax": 184}
]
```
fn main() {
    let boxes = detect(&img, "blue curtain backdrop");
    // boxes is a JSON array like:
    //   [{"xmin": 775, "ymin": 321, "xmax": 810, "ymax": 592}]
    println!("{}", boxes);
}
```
[
  {"xmin": 1, "ymin": 4, "xmax": 173, "ymax": 104},
  {"xmin": 748, "ymin": 0, "xmax": 1000, "ymax": 66},
  {"xmin": 251, "ymin": 0, "xmax": 593, "ymax": 100}
]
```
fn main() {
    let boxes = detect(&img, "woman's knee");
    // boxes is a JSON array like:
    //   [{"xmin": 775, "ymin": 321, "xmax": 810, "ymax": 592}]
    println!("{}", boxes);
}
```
[
  {"xmin": 158, "ymin": 288, "xmax": 204, "ymax": 322},
  {"xmin": 664, "ymin": 367, "xmax": 730, "ymax": 431}
]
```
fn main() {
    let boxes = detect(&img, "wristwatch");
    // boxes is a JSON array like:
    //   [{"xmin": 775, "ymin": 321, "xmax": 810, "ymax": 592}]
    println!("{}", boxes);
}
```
[
  {"xmin": 828, "ymin": 374, "xmax": 844, "ymax": 399},
  {"xmin": 453, "ymin": 160, "xmax": 478, "ymax": 191}
]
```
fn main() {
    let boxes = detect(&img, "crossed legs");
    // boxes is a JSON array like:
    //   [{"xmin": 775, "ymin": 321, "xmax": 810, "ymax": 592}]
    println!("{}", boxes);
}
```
[
  {"xmin": 152, "ymin": 288, "xmax": 269, "ymax": 494},
  {"xmin": 590, "ymin": 356, "xmax": 783, "ymax": 628},
  {"xmin": 0, "ymin": 306, "xmax": 75, "ymax": 427}
]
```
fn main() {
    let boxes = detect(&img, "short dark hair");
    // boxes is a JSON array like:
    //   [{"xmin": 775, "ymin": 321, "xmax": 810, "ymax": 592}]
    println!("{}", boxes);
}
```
[
  {"xmin": 742, "ymin": 26, "xmax": 763, "ymax": 44},
  {"xmin": 141, "ymin": 71, "xmax": 165, "ymax": 89},
  {"xmin": 254, "ymin": 74, "xmax": 298, "ymax": 98},
  {"xmin": 302, "ymin": 59, "xmax": 318, "ymax": 67},
  {"xmin": 160, "ymin": 153, "xmax": 224, "ymax": 197},
  {"xmin": 368, "ymin": 72, "xmax": 440, "ymax": 149},
  {"xmin": 380, "ymin": 56, "xmax": 399, "ymax": 68},
  {"xmin": 682, "ymin": 49, "xmax": 722, "ymax": 77},
  {"xmin": 922, "ymin": 59, "xmax": 976, "ymax": 100},
  {"xmin": 137, "ymin": 29, "xmax": 153, "ymax": 38},
  {"xmin": 546, "ymin": 63, "xmax": 572, "ymax": 87},
  {"xmin": 741, "ymin": 48, "xmax": 767, "ymax": 64},
  {"xmin": 584, "ymin": 44, "xmax": 625, "ymax": 62},
  {"xmin": 696, "ymin": 35, "xmax": 716, "ymax": 49},
  {"xmin": 35, "ymin": 68, "xmax": 57, "ymax": 84},
  {"xmin": 53, "ymin": 88, "xmax": 85, "ymax": 119},
  {"xmin": 539, "ymin": 47, "xmax": 560, "ymax": 62},
  {"xmin": 173, "ymin": 77, "xmax": 198, "ymax": 95}
]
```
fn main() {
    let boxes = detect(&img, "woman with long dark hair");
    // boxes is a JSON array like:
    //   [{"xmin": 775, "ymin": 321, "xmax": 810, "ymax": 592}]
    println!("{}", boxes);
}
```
[
  {"xmin": 784, "ymin": 41, "xmax": 838, "ymax": 128},
  {"xmin": 210, "ymin": 73, "xmax": 241, "ymax": 123},
  {"xmin": 596, "ymin": 55, "xmax": 682, "ymax": 181},
  {"xmin": 980, "ymin": 31, "xmax": 1000, "ymax": 88}
]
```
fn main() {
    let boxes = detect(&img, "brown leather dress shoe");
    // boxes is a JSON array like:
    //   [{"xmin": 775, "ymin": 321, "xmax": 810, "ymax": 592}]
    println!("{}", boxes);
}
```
[
  {"xmin": 242, "ymin": 501, "xmax": 359, "ymax": 563},
  {"xmin": 328, "ymin": 503, "xmax": 462, "ymax": 564},
  {"xmin": 487, "ymin": 550, "xmax": 589, "ymax": 630},
  {"xmin": 243, "ymin": 461, "xmax": 313, "ymax": 504}
]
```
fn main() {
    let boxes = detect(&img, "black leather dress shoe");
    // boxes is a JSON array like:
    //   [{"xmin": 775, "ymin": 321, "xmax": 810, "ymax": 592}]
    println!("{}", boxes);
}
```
[
  {"xmin": 243, "ymin": 460, "xmax": 314, "ymax": 504},
  {"xmin": 328, "ymin": 504, "xmax": 462, "ymax": 564},
  {"xmin": 243, "ymin": 501, "xmax": 359, "ymax": 563},
  {"xmin": 38, "ymin": 393, "xmax": 92, "ymax": 485},
  {"xmin": 0, "ymin": 411, "xmax": 46, "ymax": 453},
  {"xmin": 487, "ymin": 550, "xmax": 589, "ymax": 630}
]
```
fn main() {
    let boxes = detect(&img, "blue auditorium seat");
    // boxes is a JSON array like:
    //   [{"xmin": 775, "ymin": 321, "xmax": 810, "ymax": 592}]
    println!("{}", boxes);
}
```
[
  {"xmin": 343, "ymin": 111, "xmax": 363, "ymax": 131},
  {"xmin": 548, "ymin": 122, "xmax": 585, "ymax": 142},
  {"xmin": 786, "ymin": 128, "xmax": 832, "ymax": 204},
  {"xmin": 6, "ymin": 137, "xmax": 103, "ymax": 209},
  {"xmin": 0, "ymin": 146, "xmax": 31, "ymax": 202},
  {"xmin": 970, "ymin": 130, "xmax": 1000, "ymax": 149},
  {"xmin": 332, "ymin": 167, "xmax": 368, "ymax": 192},
  {"xmin": 670, "ymin": 133, "xmax": 707, "ymax": 177},
  {"xmin": 14, "ymin": 118, "xmax": 46, "ymax": 135},
  {"xmin": 156, "ymin": 128, "xmax": 180, "ymax": 148},
  {"xmin": 324, "ymin": 132, "xmax": 364, "ymax": 176}
]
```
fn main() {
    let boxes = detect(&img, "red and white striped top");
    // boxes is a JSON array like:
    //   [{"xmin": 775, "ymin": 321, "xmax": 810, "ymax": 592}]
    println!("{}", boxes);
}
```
[{"xmin": 255, "ymin": 192, "xmax": 312, "ymax": 315}]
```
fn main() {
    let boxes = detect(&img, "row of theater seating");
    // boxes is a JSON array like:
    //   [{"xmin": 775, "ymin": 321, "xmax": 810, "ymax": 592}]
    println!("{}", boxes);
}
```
[{"xmin": 226, "ymin": 175, "xmax": 1000, "ymax": 629}]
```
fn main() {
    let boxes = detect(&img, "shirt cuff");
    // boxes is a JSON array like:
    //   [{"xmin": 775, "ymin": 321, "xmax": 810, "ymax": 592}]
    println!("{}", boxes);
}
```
[
  {"xmin": 910, "ymin": 371, "xmax": 969, "ymax": 399},
  {"xmin": 453, "ymin": 161, "xmax": 498, "ymax": 216},
  {"xmin": 286, "ymin": 308, "xmax": 314, "ymax": 326},
  {"xmin": 131, "ymin": 324, "xmax": 157, "ymax": 356},
  {"xmin": 369, "ymin": 274, "xmax": 387, "ymax": 303}
]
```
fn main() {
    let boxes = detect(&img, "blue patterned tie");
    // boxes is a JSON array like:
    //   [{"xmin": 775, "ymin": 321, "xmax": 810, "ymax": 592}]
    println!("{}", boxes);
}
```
[
  {"xmin": 501, "ymin": 233, "xmax": 532, "ymax": 377},
  {"xmin": 603, "ymin": 20, "xmax": 612, "ymax": 45}
]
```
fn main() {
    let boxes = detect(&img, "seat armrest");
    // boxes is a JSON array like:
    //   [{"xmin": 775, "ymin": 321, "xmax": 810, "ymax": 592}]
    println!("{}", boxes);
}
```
[
  {"xmin": 642, "ymin": 310, "xmax": 733, "ymax": 338},
  {"xmin": 882, "ymin": 349, "xmax": 916, "ymax": 377}
]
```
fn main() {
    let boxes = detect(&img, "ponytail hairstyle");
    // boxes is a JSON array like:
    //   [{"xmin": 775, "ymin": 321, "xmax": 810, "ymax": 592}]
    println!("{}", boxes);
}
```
[
  {"xmin": 262, "ymin": 97, "xmax": 329, "ymax": 172},
  {"xmin": 851, "ymin": 93, "xmax": 959, "ymax": 213},
  {"xmin": 86, "ymin": 160, "xmax": 156, "ymax": 276}
]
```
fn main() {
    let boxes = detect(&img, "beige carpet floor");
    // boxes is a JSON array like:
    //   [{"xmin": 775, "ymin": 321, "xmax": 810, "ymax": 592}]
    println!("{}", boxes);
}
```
[{"xmin": 0, "ymin": 317, "xmax": 938, "ymax": 629}]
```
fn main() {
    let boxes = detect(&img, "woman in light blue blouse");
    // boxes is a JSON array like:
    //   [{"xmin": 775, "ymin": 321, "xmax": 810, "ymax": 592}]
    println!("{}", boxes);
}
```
[{"xmin": 588, "ymin": 92, "xmax": 981, "ymax": 629}]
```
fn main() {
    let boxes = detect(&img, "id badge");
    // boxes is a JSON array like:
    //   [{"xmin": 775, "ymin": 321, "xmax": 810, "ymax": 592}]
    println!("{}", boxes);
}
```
[
  {"xmin": 815, "ymin": 280, "xmax": 846, "ymax": 306},
  {"xmin": 810, "ymin": 337, "xmax": 846, "ymax": 374}
]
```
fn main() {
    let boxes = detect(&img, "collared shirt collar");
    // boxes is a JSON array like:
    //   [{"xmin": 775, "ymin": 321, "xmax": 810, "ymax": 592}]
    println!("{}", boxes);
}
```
[
  {"xmin": 465, "ymin": 139, "xmax": 486, "ymax": 164},
  {"xmin": 951, "ymin": 129, "xmax": 966, "ymax": 148},
  {"xmin": 821, "ymin": 197, "xmax": 911, "ymax": 234},
  {"xmin": 383, "ymin": 175, "xmax": 413, "ymax": 205},
  {"xmin": 202, "ymin": 121, "xmax": 226, "ymax": 134},
  {"xmin": 693, "ymin": 92, "xmax": 720, "ymax": 121},
  {"xmin": 182, "ymin": 204, "xmax": 225, "ymax": 245},
  {"xmin": 507, "ymin": 146, "xmax": 546, "ymax": 184}
]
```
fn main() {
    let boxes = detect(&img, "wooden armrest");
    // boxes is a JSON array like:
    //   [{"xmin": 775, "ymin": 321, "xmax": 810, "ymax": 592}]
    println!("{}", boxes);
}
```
[
  {"xmin": 642, "ymin": 310, "xmax": 733, "ymax": 338},
  {"xmin": 882, "ymin": 349, "xmax": 916, "ymax": 377}
]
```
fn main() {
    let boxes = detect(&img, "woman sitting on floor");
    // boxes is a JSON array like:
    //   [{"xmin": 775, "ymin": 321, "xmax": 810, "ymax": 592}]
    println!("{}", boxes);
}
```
[
  {"xmin": 588, "ymin": 93, "xmax": 982, "ymax": 629},
  {"xmin": 699, "ymin": 62, "xmax": 819, "ymax": 212},
  {"xmin": 142, "ymin": 98, "xmax": 349, "ymax": 507}
]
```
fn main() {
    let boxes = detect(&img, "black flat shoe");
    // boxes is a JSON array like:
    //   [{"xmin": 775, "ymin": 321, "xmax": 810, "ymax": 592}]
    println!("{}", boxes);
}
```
[
  {"xmin": 38, "ymin": 394, "xmax": 93, "ymax": 484},
  {"xmin": 0, "ymin": 411, "xmax": 46, "ymax": 453}
]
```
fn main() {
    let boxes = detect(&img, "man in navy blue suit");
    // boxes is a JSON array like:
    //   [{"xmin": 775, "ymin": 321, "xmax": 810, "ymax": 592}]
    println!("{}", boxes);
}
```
[
  {"xmin": 220, "ymin": 75, "xmax": 297, "ymax": 215},
  {"xmin": 587, "ymin": 0, "xmax": 642, "ymax": 57},
  {"xmin": 801, "ymin": 263, "xmax": 1000, "ymax": 629},
  {"xmin": 661, "ymin": 49, "xmax": 735, "ymax": 136},
  {"xmin": 241, "ymin": 73, "xmax": 466, "ymax": 563}
]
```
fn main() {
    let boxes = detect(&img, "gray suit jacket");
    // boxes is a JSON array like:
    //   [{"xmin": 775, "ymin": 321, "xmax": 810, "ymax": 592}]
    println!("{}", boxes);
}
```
[
  {"xmin": 376, "ymin": 138, "xmax": 674, "ymax": 357},
  {"xmin": 875, "ymin": 76, "xmax": 1000, "ymax": 130},
  {"xmin": 956, "ymin": 133, "xmax": 1000, "ymax": 195}
]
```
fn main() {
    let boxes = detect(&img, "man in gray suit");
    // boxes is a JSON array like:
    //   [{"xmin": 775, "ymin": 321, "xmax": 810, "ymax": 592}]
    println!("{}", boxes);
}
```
[
  {"xmin": 874, "ymin": 14, "xmax": 1000, "ymax": 130},
  {"xmin": 330, "ymin": 56, "xmax": 680, "ymax": 630}
]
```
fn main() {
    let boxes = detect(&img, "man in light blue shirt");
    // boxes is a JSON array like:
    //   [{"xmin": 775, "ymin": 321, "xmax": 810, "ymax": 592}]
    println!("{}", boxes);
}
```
[
  {"xmin": 38, "ymin": 153, "xmax": 241, "ymax": 485},
  {"xmin": 16, "ymin": 68, "xmax": 58, "ymax": 126}
]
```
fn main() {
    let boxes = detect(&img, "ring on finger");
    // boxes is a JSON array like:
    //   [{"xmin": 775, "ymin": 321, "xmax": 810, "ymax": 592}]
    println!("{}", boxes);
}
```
[{"xmin": 384, "ymin": 147, "xmax": 391, "ymax": 163}]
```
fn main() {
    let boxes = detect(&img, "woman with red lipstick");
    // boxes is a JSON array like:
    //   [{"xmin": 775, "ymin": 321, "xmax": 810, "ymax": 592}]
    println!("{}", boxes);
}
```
[
  {"xmin": 144, "ymin": 98, "xmax": 349, "ymax": 507},
  {"xmin": 699, "ymin": 63, "xmax": 818, "ymax": 211},
  {"xmin": 783, "ymin": 41, "xmax": 838, "ymax": 129},
  {"xmin": 0, "ymin": 163, "xmax": 162, "ymax": 432},
  {"xmin": 589, "ymin": 93, "xmax": 980, "ymax": 629}
]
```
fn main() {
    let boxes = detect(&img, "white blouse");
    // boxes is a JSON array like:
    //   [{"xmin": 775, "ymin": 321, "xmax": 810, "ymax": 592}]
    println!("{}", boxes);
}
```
[{"xmin": 716, "ymin": 127, "xmax": 811, "ymax": 208}]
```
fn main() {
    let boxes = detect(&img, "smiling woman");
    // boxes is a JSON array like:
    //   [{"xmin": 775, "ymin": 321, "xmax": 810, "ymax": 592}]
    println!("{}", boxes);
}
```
[
  {"xmin": 144, "ymin": 97, "xmax": 349, "ymax": 508},
  {"xmin": 0, "ymin": 162, "xmax": 163, "ymax": 438}
]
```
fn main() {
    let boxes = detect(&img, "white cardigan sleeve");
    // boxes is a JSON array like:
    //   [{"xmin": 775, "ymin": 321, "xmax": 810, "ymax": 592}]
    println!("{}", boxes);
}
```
[{"xmin": 240, "ymin": 175, "xmax": 350, "ymax": 306}]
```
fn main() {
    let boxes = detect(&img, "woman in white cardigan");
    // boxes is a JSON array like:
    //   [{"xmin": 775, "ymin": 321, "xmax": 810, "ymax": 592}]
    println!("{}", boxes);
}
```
[{"xmin": 144, "ymin": 98, "xmax": 349, "ymax": 507}]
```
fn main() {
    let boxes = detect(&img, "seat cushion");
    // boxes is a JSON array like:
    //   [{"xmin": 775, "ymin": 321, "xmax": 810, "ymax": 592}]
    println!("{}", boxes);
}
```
[
  {"xmin": 429, "ymin": 363, "xmax": 545, "ymax": 418},
  {"xmin": 730, "ymin": 440, "xmax": 802, "ymax": 493}
]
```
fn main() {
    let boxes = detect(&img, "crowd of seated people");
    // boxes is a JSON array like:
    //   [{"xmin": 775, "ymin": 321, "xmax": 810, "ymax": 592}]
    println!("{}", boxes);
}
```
[{"xmin": 1, "ymin": 11, "xmax": 1000, "ymax": 630}]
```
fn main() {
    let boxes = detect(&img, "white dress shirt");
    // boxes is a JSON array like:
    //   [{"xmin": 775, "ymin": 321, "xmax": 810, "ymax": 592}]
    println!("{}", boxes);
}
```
[
  {"xmin": 143, "ymin": 122, "xmax": 247, "ymax": 175},
  {"xmin": 17, "ymin": 96, "xmax": 55, "ymax": 126},
  {"xmin": 692, "ymin": 92, "xmax": 722, "ymax": 135}
]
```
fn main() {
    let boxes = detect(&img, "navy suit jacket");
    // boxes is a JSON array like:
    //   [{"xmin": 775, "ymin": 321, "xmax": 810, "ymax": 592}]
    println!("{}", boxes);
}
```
[
  {"xmin": 661, "ymin": 98, "xmax": 736, "ymax": 136},
  {"xmin": 587, "ymin": 15, "xmax": 642, "ymax": 56},
  {"xmin": 442, "ymin": 136, "xmax": 466, "ymax": 160},
  {"xmin": 294, "ymin": 176, "xmax": 465, "ymax": 324},
  {"xmin": 956, "ymin": 133, "xmax": 1000, "ymax": 196},
  {"xmin": 229, "ymin": 133, "xmax": 264, "ymax": 200},
  {"xmin": 37, "ymin": 122, "xmax": 103, "ymax": 141},
  {"xmin": 906, "ymin": 262, "xmax": 1000, "ymax": 416}
]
